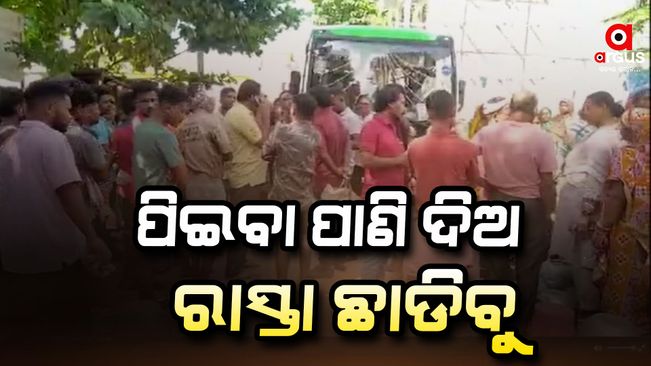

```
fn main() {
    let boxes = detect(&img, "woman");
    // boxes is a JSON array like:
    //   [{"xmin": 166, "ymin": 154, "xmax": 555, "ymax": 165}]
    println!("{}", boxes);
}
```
[
  {"xmin": 355, "ymin": 94, "xmax": 374, "ymax": 123},
  {"xmin": 549, "ymin": 91, "xmax": 625, "ymax": 318},
  {"xmin": 594, "ymin": 90, "xmax": 649, "ymax": 329},
  {"xmin": 272, "ymin": 91, "xmax": 293, "ymax": 126},
  {"xmin": 537, "ymin": 107, "xmax": 552, "ymax": 125}
]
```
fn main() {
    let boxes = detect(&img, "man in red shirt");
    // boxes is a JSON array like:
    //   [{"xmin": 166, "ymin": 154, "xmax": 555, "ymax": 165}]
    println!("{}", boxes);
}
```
[
  {"xmin": 405, "ymin": 90, "xmax": 481, "ymax": 280},
  {"xmin": 310, "ymin": 86, "xmax": 349, "ymax": 198},
  {"xmin": 358, "ymin": 84, "xmax": 409, "ymax": 279},
  {"xmin": 359, "ymin": 84, "xmax": 409, "ymax": 197}
]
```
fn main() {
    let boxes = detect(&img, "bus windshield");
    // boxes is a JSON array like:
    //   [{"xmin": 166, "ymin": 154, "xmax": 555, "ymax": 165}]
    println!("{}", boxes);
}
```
[{"xmin": 308, "ymin": 38, "xmax": 454, "ymax": 120}]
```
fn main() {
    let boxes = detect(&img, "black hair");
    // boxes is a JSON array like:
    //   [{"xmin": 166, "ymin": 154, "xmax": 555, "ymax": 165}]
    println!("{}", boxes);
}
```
[
  {"xmin": 587, "ymin": 91, "xmax": 625, "ymax": 118},
  {"xmin": 118, "ymin": 91, "xmax": 135, "ymax": 117},
  {"xmin": 23, "ymin": 80, "xmax": 71, "ymax": 109},
  {"xmin": 220, "ymin": 87, "xmax": 236, "ymax": 98},
  {"xmin": 309, "ymin": 86, "xmax": 333, "ymax": 108},
  {"xmin": 71, "ymin": 86, "xmax": 98, "ymax": 109},
  {"xmin": 94, "ymin": 85, "xmax": 114, "ymax": 100},
  {"xmin": 237, "ymin": 80, "xmax": 261, "ymax": 102},
  {"xmin": 293, "ymin": 93, "xmax": 318, "ymax": 120},
  {"xmin": 374, "ymin": 84, "xmax": 404, "ymax": 113},
  {"xmin": 0, "ymin": 87, "xmax": 24, "ymax": 118},
  {"xmin": 131, "ymin": 80, "xmax": 158, "ymax": 99},
  {"xmin": 355, "ymin": 94, "xmax": 371, "ymax": 105},
  {"xmin": 425, "ymin": 90, "xmax": 455, "ymax": 119},
  {"xmin": 158, "ymin": 84, "xmax": 189, "ymax": 105},
  {"xmin": 330, "ymin": 86, "xmax": 345, "ymax": 97}
]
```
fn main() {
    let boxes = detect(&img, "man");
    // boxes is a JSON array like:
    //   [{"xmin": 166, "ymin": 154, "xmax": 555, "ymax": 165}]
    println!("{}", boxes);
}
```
[
  {"xmin": 405, "ymin": 90, "xmax": 481, "ymax": 279},
  {"xmin": 66, "ymin": 86, "xmax": 109, "ymax": 222},
  {"xmin": 358, "ymin": 84, "xmax": 409, "ymax": 280},
  {"xmin": 332, "ymin": 87, "xmax": 363, "ymax": 195},
  {"xmin": 309, "ymin": 86, "xmax": 349, "ymax": 198},
  {"xmin": 0, "ymin": 87, "xmax": 25, "ymax": 147},
  {"xmin": 177, "ymin": 85, "xmax": 232, "ymax": 277},
  {"xmin": 472, "ymin": 90, "xmax": 557, "ymax": 328},
  {"xmin": 0, "ymin": 80, "xmax": 110, "ymax": 335},
  {"xmin": 133, "ymin": 84, "xmax": 189, "ymax": 193},
  {"xmin": 224, "ymin": 79, "xmax": 268, "ymax": 277},
  {"xmin": 219, "ymin": 87, "xmax": 237, "ymax": 117},
  {"xmin": 263, "ymin": 93, "xmax": 321, "ymax": 279},
  {"xmin": 132, "ymin": 80, "xmax": 159, "ymax": 129},
  {"xmin": 89, "ymin": 85, "xmax": 116, "ymax": 149}
]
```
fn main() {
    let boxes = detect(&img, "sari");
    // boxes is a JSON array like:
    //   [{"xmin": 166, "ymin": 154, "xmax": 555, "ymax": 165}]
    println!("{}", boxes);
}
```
[{"xmin": 598, "ymin": 107, "xmax": 650, "ymax": 328}]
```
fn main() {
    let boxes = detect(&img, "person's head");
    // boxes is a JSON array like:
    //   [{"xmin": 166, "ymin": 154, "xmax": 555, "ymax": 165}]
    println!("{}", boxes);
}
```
[
  {"xmin": 0, "ymin": 87, "xmax": 25, "ymax": 123},
  {"xmin": 278, "ymin": 90, "xmax": 293, "ymax": 112},
  {"xmin": 157, "ymin": 84, "xmax": 189, "ymax": 127},
  {"xmin": 220, "ymin": 87, "xmax": 236, "ymax": 112},
  {"xmin": 425, "ymin": 90, "xmax": 456, "ymax": 127},
  {"xmin": 558, "ymin": 99, "xmax": 574, "ymax": 116},
  {"xmin": 118, "ymin": 90, "xmax": 135, "ymax": 122},
  {"xmin": 95, "ymin": 85, "xmax": 116, "ymax": 121},
  {"xmin": 331, "ymin": 87, "xmax": 347, "ymax": 114},
  {"xmin": 580, "ymin": 91, "xmax": 625, "ymax": 126},
  {"xmin": 309, "ymin": 86, "xmax": 334, "ymax": 108},
  {"xmin": 509, "ymin": 90, "xmax": 538, "ymax": 122},
  {"xmin": 131, "ymin": 80, "xmax": 159, "ymax": 118},
  {"xmin": 620, "ymin": 105, "xmax": 650, "ymax": 146},
  {"xmin": 188, "ymin": 83, "xmax": 216, "ymax": 113},
  {"xmin": 237, "ymin": 80, "xmax": 262, "ymax": 112},
  {"xmin": 71, "ymin": 86, "xmax": 100, "ymax": 126},
  {"xmin": 538, "ymin": 107, "xmax": 552, "ymax": 123},
  {"xmin": 355, "ymin": 95, "xmax": 372, "ymax": 117},
  {"xmin": 293, "ymin": 93, "xmax": 318, "ymax": 122},
  {"xmin": 23, "ymin": 80, "xmax": 72, "ymax": 131},
  {"xmin": 374, "ymin": 84, "xmax": 406, "ymax": 119}
]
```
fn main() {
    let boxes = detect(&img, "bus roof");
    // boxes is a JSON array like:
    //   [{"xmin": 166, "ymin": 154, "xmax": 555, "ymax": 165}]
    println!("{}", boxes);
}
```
[{"xmin": 311, "ymin": 25, "xmax": 448, "ymax": 43}]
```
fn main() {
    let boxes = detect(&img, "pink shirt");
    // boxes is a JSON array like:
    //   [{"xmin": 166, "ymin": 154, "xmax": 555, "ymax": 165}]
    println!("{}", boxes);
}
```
[
  {"xmin": 472, "ymin": 120, "xmax": 557, "ymax": 199},
  {"xmin": 360, "ymin": 113, "xmax": 407, "ymax": 195},
  {"xmin": 409, "ymin": 129, "xmax": 480, "ymax": 205},
  {"xmin": 313, "ymin": 107, "xmax": 349, "ymax": 196}
]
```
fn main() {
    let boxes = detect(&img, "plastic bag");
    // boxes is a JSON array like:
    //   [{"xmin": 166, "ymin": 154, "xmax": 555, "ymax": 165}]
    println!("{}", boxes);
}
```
[{"xmin": 321, "ymin": 180, "xmax": 360, "ymax": 201}]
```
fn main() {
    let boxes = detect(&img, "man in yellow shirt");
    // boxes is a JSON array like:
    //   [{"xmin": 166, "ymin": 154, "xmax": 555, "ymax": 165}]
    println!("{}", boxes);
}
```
[{"xmin": 224, "ymin": 79, "xmax": 270, "ymax": 277}]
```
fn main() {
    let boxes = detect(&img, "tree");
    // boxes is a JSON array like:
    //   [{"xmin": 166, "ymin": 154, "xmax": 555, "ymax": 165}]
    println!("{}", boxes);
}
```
[
  {"xmin": 605, "ymin": 0, "xmax": 650, "ymax": 34},
  {"xmin": 312, "ymin": 0, "xmax": 388, "ymax": 26},
  {"xmin": 1, "ymin": 0, "xmax": 303, "ymax": 84}
]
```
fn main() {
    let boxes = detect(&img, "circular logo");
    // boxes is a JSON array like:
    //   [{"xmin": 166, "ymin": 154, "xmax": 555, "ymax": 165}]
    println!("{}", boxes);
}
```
[{"xmin": 441, "ymin": 65, "xmax": 452, "ymax": 76}]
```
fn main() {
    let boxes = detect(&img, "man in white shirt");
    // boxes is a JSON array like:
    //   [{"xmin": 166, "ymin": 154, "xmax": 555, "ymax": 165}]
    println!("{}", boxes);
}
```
[
  {"xmin": 332, "ymin": 87, "xmax": 363, "ymax": 194},
  {"xmin": 0, "ymin": 80, "xmax": 110, "ymax": 335}
]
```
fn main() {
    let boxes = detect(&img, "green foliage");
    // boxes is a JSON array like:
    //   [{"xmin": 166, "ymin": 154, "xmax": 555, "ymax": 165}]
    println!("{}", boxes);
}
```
[
  {"xmin": 312, "ymin": 0, "xmax": 388, "ymax": 26},
  {"xmin": 605, "ymin": 0, "xmax": 650, "ymax": 33},
  {"xmin": 1, "ymin": 0, "xmax": 303, "ymax": 83}
]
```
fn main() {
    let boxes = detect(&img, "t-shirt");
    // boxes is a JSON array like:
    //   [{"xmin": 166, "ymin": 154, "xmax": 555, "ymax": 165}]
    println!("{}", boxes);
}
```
[
  {"xmin": 359, "ymin": 113, "xmax": 407, "ymax": 195},
  {"xmin": 263, "ymin": 120, "xmax": 321, "ymax": 204},
  {"xmin": 409, "ymin": 128, "xmax": 480, "ymax": 205},
  {"xmin": 133, "ymin": 119, "xmax": 184, "ymax": 191},
  {"xmin": 0, "ymin": 124, "xmax": 17, "ymax": 147},
  {"xmin": 340, "ymin": 107, "xmax": 363, "ymax": 168},
  {"xmin": 0, "ymin": 120, "xmax": 85, "ymax": 274},
  {"xmin": 224, "ymin": 103, "xmax": 268, "ymax": 189},
  {"xmin": 88, "ymin": 117, "xmax": 113, "ymax": 146},
  {"xmin": 313, "ymin": 107, "xmax": 349, "ymax": 196},
  {"xmin": 472, "ymin": 120, "xmax": 557, "ymax": 199},
  {"xmin": 176, "ymin": 110, "xmax": 232, "ymax": 180},
  {"xmin": 66, "ymin": 122, "xmax": 107, "ymax": 181}
]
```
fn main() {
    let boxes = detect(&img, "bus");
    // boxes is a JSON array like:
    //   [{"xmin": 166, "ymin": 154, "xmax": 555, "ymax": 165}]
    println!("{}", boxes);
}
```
[{"xmin": 301, "ymin": 25, "xmax": 464, "ymax": 135}]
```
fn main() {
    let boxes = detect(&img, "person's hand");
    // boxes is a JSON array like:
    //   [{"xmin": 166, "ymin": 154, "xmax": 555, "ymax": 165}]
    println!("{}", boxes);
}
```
[
  {"xmin": 396, "ymin": 152, "xmax": 409, "ymax": 167},
  {"xmin": 408, "ymin": 176, "xmax": 417, "ymax": 193},
  {"xmin": 335, "ymin": 167, "xmax": 347, "ymax": 179}
]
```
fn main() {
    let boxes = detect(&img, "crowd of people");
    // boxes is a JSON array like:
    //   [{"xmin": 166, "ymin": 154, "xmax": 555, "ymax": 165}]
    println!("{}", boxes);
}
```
[{"xmin": 0, "ymin": 76, "xmax": 648, "ymax": 337}]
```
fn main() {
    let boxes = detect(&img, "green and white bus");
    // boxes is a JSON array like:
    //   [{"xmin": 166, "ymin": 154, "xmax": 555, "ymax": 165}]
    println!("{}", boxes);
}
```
[{"xmin": 301, "ymin": 25, "xmax": 464, "ymax": 134}]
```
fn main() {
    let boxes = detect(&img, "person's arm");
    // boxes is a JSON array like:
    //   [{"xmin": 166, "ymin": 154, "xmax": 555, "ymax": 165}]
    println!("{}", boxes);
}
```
[
  {"xmin": 256, "ymin": 97, "xmax": 272, "ymax": 142},
  {"xmin": 538, "ymin": 133, "xmax": 558, "ymax": 216},
  {"xmin": 597, "ymin": 180, "xmax": 626, "ymax": 228},
  {"xmin": 358, "ymin": 123, "xmax": 407, "ymax": 169},
  {"xmin": 84, "ymin": 134, "xmax": 109, "ymax": 180},
  {"xmin": 210, "ymin": 118, "xmax": 233, "ymax": 161},
  {"xmin": 44, "ymin": 137, "xmax": 110, "ymax": 260},
  {"xmin": 262, "ymin": 124, "xmax": 279, "ymax": 162},
  {"xmin": 157, "ymin": 131, "xmax": 187, "ymax": 192},
  {"xmin": 317, "ymin": 132, "xmax": 345, "ymax": 178},
  {"xmin": 231, "ymin": 112, "xmax": 264, "ymax": 148}
]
